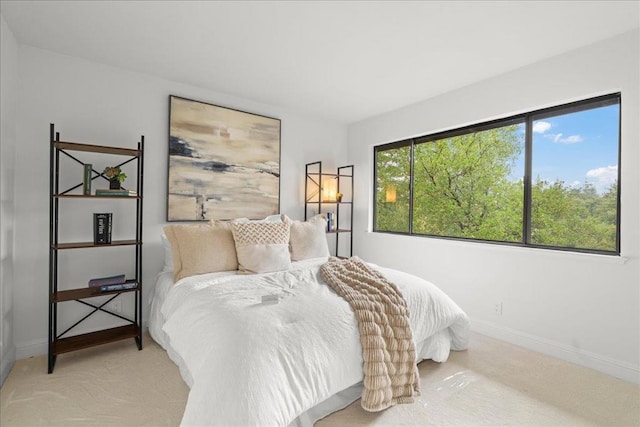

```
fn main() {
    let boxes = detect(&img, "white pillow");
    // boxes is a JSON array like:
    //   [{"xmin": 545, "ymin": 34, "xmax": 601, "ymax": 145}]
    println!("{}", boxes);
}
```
[
  {"xmin": 230, "ymin": 219, "xmax": 292, "ymax": 274},
  {"xmin": 287, "ymin": 214, "xmax": 330, "ymax": 261}
]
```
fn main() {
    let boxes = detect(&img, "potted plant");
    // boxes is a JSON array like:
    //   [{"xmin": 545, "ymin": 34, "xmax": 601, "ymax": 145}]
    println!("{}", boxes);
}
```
[{"xmin": 103, "ymin": 166, "xmax": 127, "ymax": 189}]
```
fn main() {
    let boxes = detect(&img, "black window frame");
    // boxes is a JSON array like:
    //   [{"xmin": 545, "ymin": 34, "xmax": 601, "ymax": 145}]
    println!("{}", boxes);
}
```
[{"xmin": 373, "ymin": 93, "xmax": 622, "ymax": 256}]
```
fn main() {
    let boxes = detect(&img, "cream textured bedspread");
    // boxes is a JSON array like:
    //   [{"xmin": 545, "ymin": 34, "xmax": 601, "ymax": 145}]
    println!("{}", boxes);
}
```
[{"xmin": 320, "ymin": 257, "xmax": 420, "ymax": 411}]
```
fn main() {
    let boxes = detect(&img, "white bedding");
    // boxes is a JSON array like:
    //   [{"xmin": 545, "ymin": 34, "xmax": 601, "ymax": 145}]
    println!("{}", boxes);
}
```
[{"xmin": 151, "ymin": 257, "xmax": 469, "ymax": 426}]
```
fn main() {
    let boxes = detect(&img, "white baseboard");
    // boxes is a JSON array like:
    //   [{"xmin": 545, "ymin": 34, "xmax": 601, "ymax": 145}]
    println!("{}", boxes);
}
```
[
  {"xmin": 471, "ymin": 318, "xmax": 640, "ymax": 385},
  {"xmin": 1, "ymin": 347, "xmax": 15, "ymax": 387},
  {"xmin": 15, "ymin": 339, "xmax": 47, "ymax": 360}
]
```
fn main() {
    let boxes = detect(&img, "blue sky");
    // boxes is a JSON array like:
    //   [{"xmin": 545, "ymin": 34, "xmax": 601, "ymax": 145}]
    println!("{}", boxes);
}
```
[{"xmin": 509, "ymin": 104, "xmax": 619, "ymax": 193}]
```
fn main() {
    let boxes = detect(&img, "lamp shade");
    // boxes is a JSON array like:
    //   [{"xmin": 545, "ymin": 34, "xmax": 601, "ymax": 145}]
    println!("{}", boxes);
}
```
[{"xmin": 322, "ymin": 177, "xmax": 338, "ymax": 202}]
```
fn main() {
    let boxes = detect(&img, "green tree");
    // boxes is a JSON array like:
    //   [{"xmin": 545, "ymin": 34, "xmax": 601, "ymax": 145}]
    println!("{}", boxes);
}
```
[
  {"xmin": 412, "ymin": 125, "xmax": 523, "ymax": 242},
  {"xmin": 531, "ymin": 180, "xmax": 617, "ymax": 251},
  {"xmin": 374, "ymin": 126, "xmax": 618, "ymax": 252},
  {"xmin": 375, "ymin": 145, "xmax": 411, "ymax": 232}
]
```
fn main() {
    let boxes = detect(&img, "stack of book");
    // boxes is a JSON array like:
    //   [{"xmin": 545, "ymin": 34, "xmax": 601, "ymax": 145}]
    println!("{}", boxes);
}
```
[
  {"xmin": 88, "ymin": 274, "xmax": 136, "ymax": 292},
  {"xmin": 95, "ymin": 189, "xmax": 137, "ymax": 197}
]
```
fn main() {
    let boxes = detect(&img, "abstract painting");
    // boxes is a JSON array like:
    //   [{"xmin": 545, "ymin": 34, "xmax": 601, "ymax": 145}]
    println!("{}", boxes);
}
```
[{"xmin": 168, "ymin": 96, "xmax": 281, "ymax": 221}]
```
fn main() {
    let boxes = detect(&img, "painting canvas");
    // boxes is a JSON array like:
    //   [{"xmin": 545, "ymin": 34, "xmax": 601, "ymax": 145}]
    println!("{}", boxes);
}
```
[{"xmin": 168, "ymin": 96, "xmax": 281, "ymax": 221}]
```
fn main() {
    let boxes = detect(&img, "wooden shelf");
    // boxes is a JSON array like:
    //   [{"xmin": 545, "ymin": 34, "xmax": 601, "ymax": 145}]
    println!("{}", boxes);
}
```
[
  {"xmin": 49, "ymin": 124, "xmax": 144, "ymax": 373},
  {"xmin": 55, "ymin": 141, "xmax": 140, "ymax": 157},
  {"xmin": 54, "ymin": 280, "xmax": 139, "ymax": 302},
  {"xmin": 306, "ymin": 172, "xmax": 353, "ymax": 178},
  {"xmin": 53, "ymin": 240, "xmax": 140, "ymax": 250},
  {"xmin": 305, "ymin": 162, "xmax": 354, "ymax": 258},
  {"xmin": 55, "ymin": 194, "xmax": 140, "ymax": 199},
  {"xmin": 53, "ymin": 324, "xmax": 138, "ymax": 355}
]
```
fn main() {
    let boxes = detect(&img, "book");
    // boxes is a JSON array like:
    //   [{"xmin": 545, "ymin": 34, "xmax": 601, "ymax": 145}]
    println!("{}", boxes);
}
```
[
  {"xmin": 93, "ymin": 213, "xmax": 112, "ymax": 244},
  {"xmin": 88, "ymin": 274, "xmax": 126, "ymax": 287},
  {"xmin": 326, "ymin": 212, "xmax": 333, "ymax": 232},
  {"xmin": 100, "ymin": 282, "xmax": 137, "ymax": 292},
  {"xmin": 95, "ymin": 189, "xmax": 137, "ymax": 197},
  {"xmin": 83, "ymin": 164, "xmax": 92, "ymax": 195}
]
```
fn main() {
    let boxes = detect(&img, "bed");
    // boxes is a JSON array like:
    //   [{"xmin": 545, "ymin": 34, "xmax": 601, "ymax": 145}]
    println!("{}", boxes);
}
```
[{"xmin": 148, "ymin": 216, "xmax": 470, "ymax": 426}]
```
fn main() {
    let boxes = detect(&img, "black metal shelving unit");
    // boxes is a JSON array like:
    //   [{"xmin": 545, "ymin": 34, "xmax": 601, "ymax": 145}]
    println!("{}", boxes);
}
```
[
  {"xmin": 304, "ymin": 161, "xmax": 354, "ymax": 258},
  {"xmin": 48, "ymin": 123, "xmax": 144, "ymax": 373}
]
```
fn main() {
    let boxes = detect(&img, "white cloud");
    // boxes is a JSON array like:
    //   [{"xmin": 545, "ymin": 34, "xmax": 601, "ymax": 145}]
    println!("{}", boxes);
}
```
[
  {"xmin": 586, "ymin": 165, "xmax": 617, "ymax": 180},
  {"xmin": 550, "ymin": 133, "xmax": 583, "ymax": 144},
  {"xmin": 562, "ymin": 135, "xmax": 583, "ymax": 144},
  {"xmin": 569, "ymin": 180, "xmax": 582, "ymax": 189},
  {"xmin": 586, "ymin": 165, "xmax": 618, "ymax": 192},
  {"xmin": 532, "ymin": 121, "xmax": 551, "ymax": 133}
]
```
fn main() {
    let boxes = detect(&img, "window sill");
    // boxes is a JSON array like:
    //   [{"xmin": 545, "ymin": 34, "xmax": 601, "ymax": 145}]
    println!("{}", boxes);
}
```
[{"xmin": 367, "ymin": 231, "xmax": 629, "ymax": 265}]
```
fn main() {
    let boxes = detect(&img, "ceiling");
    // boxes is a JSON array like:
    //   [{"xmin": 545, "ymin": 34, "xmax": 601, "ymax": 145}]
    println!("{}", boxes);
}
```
[{"xmin": 1, "ymin": 1, "xmax": 638, "ymax": 124}]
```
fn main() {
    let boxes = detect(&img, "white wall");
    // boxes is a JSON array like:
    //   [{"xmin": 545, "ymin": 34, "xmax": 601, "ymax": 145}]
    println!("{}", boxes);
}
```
[
  {"xmin": 348, "ymin": 30, "xmax": 640, "ymax": 383},
  {"xmin": 0, "ymin": 14, "xmax": 18, "ymax": 386},
  {"xmin": 12, "ymin": 45, "xmax": 347, "ymax": 359}
]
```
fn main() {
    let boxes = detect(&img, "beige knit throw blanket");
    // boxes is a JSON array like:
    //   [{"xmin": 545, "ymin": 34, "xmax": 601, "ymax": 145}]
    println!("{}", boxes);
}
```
[{"xmin": 319, "ymin": 256, "xmax": 420, "ymax": 412}]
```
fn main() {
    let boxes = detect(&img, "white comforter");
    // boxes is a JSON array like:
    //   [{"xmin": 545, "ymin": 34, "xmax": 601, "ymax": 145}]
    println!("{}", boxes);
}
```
[{"xmin": 161, "ymin": 258, "xmax": 469, "ymax": 426}]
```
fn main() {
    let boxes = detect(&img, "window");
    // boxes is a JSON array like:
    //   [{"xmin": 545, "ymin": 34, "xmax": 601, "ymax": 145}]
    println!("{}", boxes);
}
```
[
  {"xmin": 375, "ymin": 141, "xmax": 411, "ymax": 233},
  {"xmin": 374, "ymin": 94, "xmax": 621, "ymax": 255}
]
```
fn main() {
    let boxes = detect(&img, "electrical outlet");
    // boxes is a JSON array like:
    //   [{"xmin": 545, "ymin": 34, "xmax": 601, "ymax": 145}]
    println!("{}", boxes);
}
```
[
  {"xmin": 494, "ymin": 302, "xmax": 503, "ymax": 316},
  {"xmin": 109, "ymin": 300, "xmax": 122, "ymax": 313}
]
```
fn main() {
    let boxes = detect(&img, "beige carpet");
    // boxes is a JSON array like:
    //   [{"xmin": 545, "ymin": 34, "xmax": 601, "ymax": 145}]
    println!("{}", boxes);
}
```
[{"xmin": 1, "ymin": 332, "xmax": 638, "ymax": 426}]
